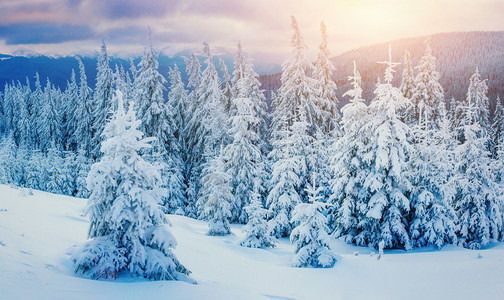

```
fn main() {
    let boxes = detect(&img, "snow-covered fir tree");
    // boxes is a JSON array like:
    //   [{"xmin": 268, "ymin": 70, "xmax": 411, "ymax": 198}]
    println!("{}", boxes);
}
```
[
  {"xmin": 74, "ymin": 149, "xmax": 91, "ymax": 198},
  {"xmin": 167, "ymin": 65, "xmax": 188, "ymax": 153},
  {"xmin": 0, "ymin": 135, "xmax": 18, "ymax": 184},
  {"xmin": 197, "ymin": 150, "xmax": 233, "ymax": 236},
  {"xmin": 197, "ymin": 42, "xmax": 230, "ymax": 157},
  {"xmin": 291, "ymin": 173, "xmax": 336, "ymax": 268},
  {"xmin": 243, "ymin": 57, "xmax": 270, "ymax": 155},
  {"xmin": 40, "ymin": 78, "xmax": 61, "ymax": 151},
  {"xmin": 231, "ymin": 42, "xmax": 246, "ymax": 101},
  {"xmin": 454, "ymin": 85, "xmax": 503, "ymax": 250},
  {"xmin": 182, "ymin": 53, "xmax": 203, "ymax": 218},
  {"xmin": 335, "ymin": 47, "xmax": 412, "ymax": 250},
  {"xmin": 267, "ymin": 113, "xmax": 311, "ymax": 238},
  {"xmin": 466, "ymin": 68, "xmax": 490, "ymax": 134},
  {"xmin": 72, "ymin": 90, "xmax": 190, "ymax": 280},
  {"xmin": 408, "ymin": 103, "xmax": 458, "ymax": 248},
  {"xmin": 271, "ymin": 16, "xmax": 318, "ymax": 138},
  {"xmin": 490, "ymin": 96, "xmax": 504, "ymax": 158},
  {"xmin": 313, "ymin": 21, "xmax": 339, "ymax": 135},
  {"xmin": 44, "ymin": 145, "xmax": 64, "ymax": 194},
  {"xmin": 62, "ymin": 69, "xmax": 79, "ymax": 151},
  {"xmin": 406, "ymin": 39, "xmax": 445, "ymax": 129},
  {"xmin": 91, "ymin": 41, "xmax": 114, "ymax": 159},
  {"xmin": 400, "ymin": 50, "xmax": 415, "ymax": 101},
  {"xmin": 133, "ymin": 35, "xmax": 186, "ymax": 213},
  {"xmin": 191, "ymin": 43, "xmax": 231, "ymax": 220},
  {"xmin": 219, "ymin": 58, "xmax": 232, "ymax": 115},
  {"xmin": 75, "ymin": 57, "xmax": 94, "ymax": 158},
  {"xmin": 133, "ymin": 34, "xmax": 168, "ymax": 143},
  {"xmin": 223, "ymin": 91, "xmax": 266, "ymax": 223},
  {"xmin": 0, "ymin": 89, "xmax": 5, "ymax": 136},
  {"xmin": 15, "ymin": 81, "xmax": 31, "ymax": 148},
  {"xmin": 240, "ymin": 192, "xmax": 276, "ymax": 248},
  {"xmin": 329, "ymin": 61, "xmax": 369, "ymax": 235}
]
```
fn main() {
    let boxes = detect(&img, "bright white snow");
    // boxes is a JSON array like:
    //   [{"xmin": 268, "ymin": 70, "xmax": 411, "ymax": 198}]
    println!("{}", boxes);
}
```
[{"xmin": 1, "ymin": 184, "xmax": 503, "ymax": 300}]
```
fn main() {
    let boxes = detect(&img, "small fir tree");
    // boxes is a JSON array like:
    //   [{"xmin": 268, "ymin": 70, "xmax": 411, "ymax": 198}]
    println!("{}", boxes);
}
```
[
  {"xmin": 72, "ymin": 90, "xmax": 190, "ymax": 281},
  {"xmin": 240, "ymin": 193, "xmax": 276, "ymax": 248},
  {"xmin": 291, "ymin": 173, "xmax": 336, "ymax": 268}
]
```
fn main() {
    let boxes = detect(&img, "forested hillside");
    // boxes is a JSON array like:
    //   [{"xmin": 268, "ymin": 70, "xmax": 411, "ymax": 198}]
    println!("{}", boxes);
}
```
[
  {"xmin": 261, "ymin": 31, "xmax": 504, "ymax": 110},
  {"xmin": 2, "ymin": 19, "xmax": 504, "ymax": 282}
]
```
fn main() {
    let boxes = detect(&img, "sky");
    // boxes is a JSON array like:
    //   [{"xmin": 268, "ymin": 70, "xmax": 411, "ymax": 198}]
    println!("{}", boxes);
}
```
[{"xmin": 0, "ymin": 0, "xmax": 503, "ymax": 64}]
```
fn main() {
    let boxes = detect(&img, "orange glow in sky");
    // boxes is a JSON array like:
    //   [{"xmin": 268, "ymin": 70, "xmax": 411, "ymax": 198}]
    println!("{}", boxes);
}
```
[{"xmin": 0, "ymin": 0, "xmax": 502, "ymax": 62}]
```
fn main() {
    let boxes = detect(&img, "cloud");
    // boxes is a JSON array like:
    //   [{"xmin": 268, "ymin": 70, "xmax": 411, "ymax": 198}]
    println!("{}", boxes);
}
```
[
  {"xmin": 102, "ymin": 25, "xmax": 150, "ymax": 43},
  {"xmin": 0, "ymin": 23, "xmax": 95, "ymax": 44},
  {"xmin": 88, "ymin": 0, "xmax": 180, "ymax": 19}
]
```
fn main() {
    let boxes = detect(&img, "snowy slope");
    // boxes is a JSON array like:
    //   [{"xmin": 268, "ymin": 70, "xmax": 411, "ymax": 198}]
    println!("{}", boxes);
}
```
[{"xmin": 1, "ymin": 184, "xmax": 503, "ymax": 300}]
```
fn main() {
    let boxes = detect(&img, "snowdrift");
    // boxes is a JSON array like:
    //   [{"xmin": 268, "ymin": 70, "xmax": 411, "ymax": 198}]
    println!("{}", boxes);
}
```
[{"xmin": 1, "ymin": 184, "xmax": 503, "ymax": 300}]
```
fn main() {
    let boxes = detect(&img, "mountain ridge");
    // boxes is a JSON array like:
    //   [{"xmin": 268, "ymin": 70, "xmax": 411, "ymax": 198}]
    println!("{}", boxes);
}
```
[{"xmin": 260, "ymin": 31, "xmax": 504, "ymax": 112}]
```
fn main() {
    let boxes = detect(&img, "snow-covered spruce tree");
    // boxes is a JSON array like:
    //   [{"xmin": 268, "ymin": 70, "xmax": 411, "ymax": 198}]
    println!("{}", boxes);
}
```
[
  {"xmin": 243, "ymin": 55, "xmax": 270, "ymax": 156},
  {"xmin": 197, "ymin": 149, "xmax": 233, "ymax": 236},
  {"xmin": 75, "ymin": 57, "xmax": 94, "ymax": 158},
  {"xmin": 30, "ymin": 73, "xmax": 44, "ymax": 148},
  {"xmin": 219, "ymin": 58, "xmax": 233, "ymax": 115},
  {"xmin": 167, "ymin": 65, "xmax": 191, "ymax": 214},
  {"xmin": 40, "ymin": 78, "xmax": 61, "ymax": 152},
  {"xmin": 490, "ymin": 96, "xmax": 504, "ymax": 158},
  {"xmin": 231, "ymin": 42, "xmax": 246, "ymax": 101},
  {"xmin": 133, "ymin": 34, "xmax": 168, "ymax": 141},
  {"xmin": 133, "ymin": 35, "xmax": 186, "ymax": 213},
  {"xmin": 399, "ymin": 50, "xmax": 415, "ymax": 121},
  {"xmin": 271, "ymin": 16, "xmax": 319, "ymax": 138},
  {"xmin": 72, "ymin": 90, "xmax": 190, "ymax": 280},
  {"xmin": 61, "ymin": 150, "xmax": 77, "ymax": 196},
  {"xmin": 400, "ymin": 50, "xmax": 415, "ymax": 101},
  {"xmin": 270, "ymin": 17, "xmax": 319, "ymax": 203},
  {"xmin": 240, "ymin": 192, "xmax": 276, "ymax": 248},
  {"xmin": 450, "ymin": 97, "xmax": 466, "ymax": 143},
  {"xmin": 311, "ymin": 21, "xmax": 339, "ymax": 201},
  {"xmin": 408, "ymin": 103, "xmax": 458, "ymax": 248},
  {"xmin": 62, "ymin": 69, "xmax": 79, "ymax": 151},
  {"xmin": 182, "ymin": 53, "xmax": 203, "ymax": 218},
  {"xmin": 342, "ymin": 47, "xmax": 412, "ymax": 250},
  {"xmin": 223, "ymin": 91, "xmax": 266, "ymax": 223},
  {"xmin": 192, "ymin": 43, "xmax": 230, "ymax": 219},
  {"xmin": 25, "ymin": 149, "xmax": 45, "ymax": 191},
  {"xmin": 291, "ymin": 173, "xmax": 336, "ymax": 268},
  {"xmin": 406, "ymin": 39, "xmax": 444, "ymax": 129},
  {"xmin": 74, "ymin": 149, "xmax": 91, "ymax": 198},
  {"xmin": 15, "ymin": 81, "xmax": 32, "ymax": 148},
  {"xmin": 313, "ymin": 21, "xmax": 339, "ymax": 135},
  {"xmin": 0, "ymin": 135, "xmax": 18, "ymax": 184},
  {"xmin": 0, "ymin": 89, "xmax": 5, "ymax": 136},
  {"xmin": 329, "ymin": 61, "xmax": 369, "ymax": 236},
  {"xmin": 91, "ymin": 41, "xmax": 114, "ymax": 159},
  {"xmin": 267, "ymin": 113, "xmax": 311, "ymax": 238},
  {"xmin": 45, "ymin": 145, "xmax": 64, "ymax": 194},
  {"xmin": 114, "ymin": 64, "xmax": 131, "ymax": 100},
  {"xmin": 167, "ymin": 65, "xmax": 188, "ymax": 154},
  {"xmin": 466, "ymin": 68, "xmax": 490, "ymax": 135},
  {"xmin": 197, "ymin": 42, "xmax": 230, "ymax": 158},
  {"xmin": 453, "ymin": 85, "xmax": 503, "ymax": 250},
  {"xmin": 2, "ymin": 83, "xmax": 14, "ymax": 135}
]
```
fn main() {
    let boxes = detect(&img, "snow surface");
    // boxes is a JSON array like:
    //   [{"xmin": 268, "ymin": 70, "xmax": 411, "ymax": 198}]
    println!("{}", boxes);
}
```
[{"xmin": 1, "ymin": 184, "xmax": 503, "ymax": 300}]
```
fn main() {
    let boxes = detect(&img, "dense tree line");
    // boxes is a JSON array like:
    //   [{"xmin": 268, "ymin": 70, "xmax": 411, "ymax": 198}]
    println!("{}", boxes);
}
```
[{"xmin": 1, "ymin": 18, "xmax": 504, "ymax": 278}]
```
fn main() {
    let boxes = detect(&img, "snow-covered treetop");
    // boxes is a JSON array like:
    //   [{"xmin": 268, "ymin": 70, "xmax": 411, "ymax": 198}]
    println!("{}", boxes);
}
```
[
  {"xmin": 378, "ymin": 44, "xmax": 401, "ymax": 84},
  {"xmin": 101, "ymin": 90, "xmax": 154, "ymax": 156},
  {"xmin": 343, "ymin": 61, "xmax": 363, "ymax": 103}
]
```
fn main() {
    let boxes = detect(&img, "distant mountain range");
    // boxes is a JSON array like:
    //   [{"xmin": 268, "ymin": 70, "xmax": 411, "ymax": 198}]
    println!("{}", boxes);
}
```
[
  {"xmin": 0, "ymin": 52, "xmax": 281, "ymax": 91},
  {"xmin": 1, "ymin": 31, "xmax": 503, "ymax": 113},
  {"xmin": 261, "ymin": 31, "xmax": 504, "ymax": 112}
]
